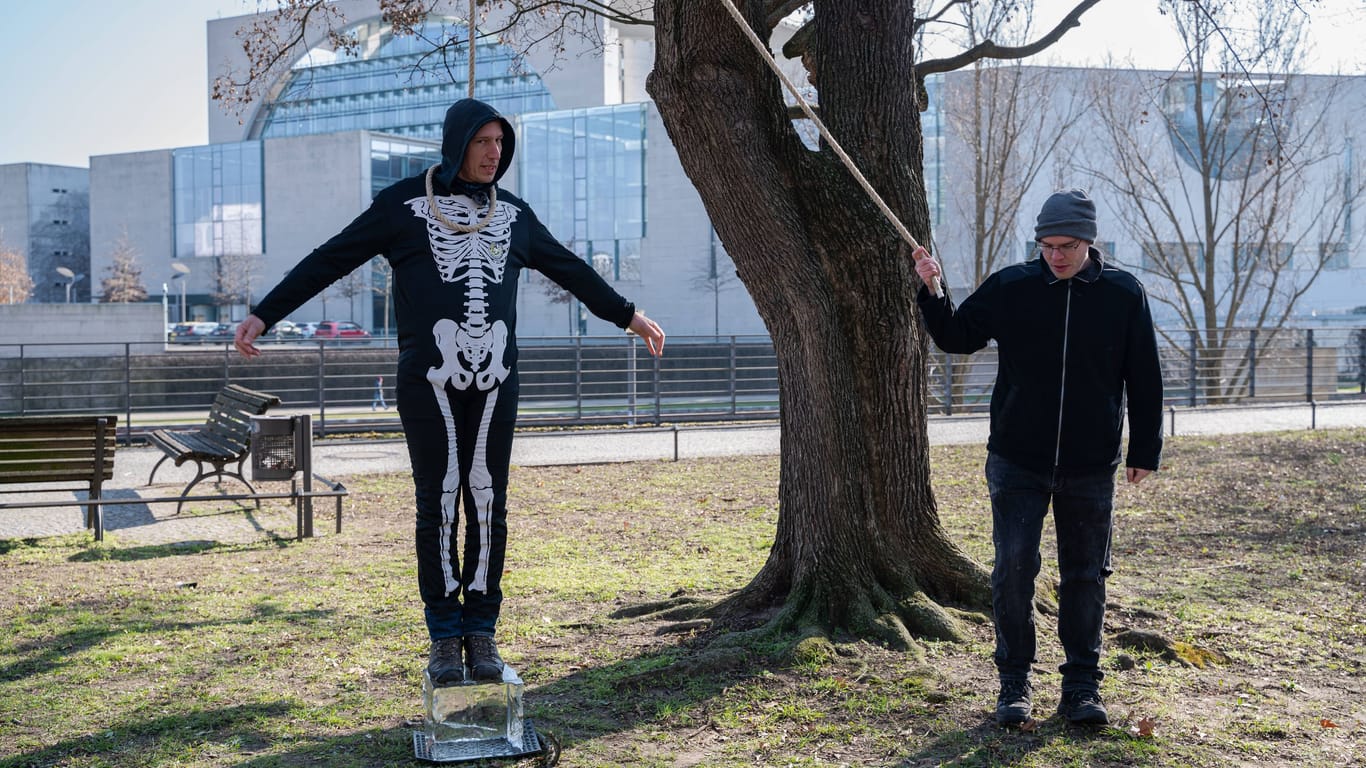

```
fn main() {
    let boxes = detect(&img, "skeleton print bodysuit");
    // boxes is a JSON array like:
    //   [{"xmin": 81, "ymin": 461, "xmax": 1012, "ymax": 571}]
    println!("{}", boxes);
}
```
[{"xmin": 250, "ymin": 99, "xmax": 637, "ymax": 642}]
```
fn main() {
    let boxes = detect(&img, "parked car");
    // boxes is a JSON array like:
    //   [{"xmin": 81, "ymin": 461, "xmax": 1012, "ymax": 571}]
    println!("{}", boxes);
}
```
[
  {"xmin": 296, "ymin": 322, "xmax": 318, "ymax": 338},
  {"xmin": 312, "ymin": 320, "xmax": 371, "ymax": 340},
  {"xmin": 168, "ymin": 322, "xmax": 218, "ymax": 343},
  {"xmin": 208, "ymin": 322, "xmax": 237, "ymax": 341},
  {"xmin": 269, "ymin": 320, "xmax": 304, "ymax": 339}
]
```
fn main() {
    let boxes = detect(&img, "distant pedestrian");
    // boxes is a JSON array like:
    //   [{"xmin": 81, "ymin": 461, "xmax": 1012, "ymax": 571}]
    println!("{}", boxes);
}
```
[{"xmin": 372, "ymin": 376, "xmax": 388, "ymax": 410}]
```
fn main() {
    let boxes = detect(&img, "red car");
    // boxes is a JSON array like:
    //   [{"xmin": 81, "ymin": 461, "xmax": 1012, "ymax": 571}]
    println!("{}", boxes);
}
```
[{"xmin": 311, "ymin": 320, "xmax": 371, "ymax": 339}]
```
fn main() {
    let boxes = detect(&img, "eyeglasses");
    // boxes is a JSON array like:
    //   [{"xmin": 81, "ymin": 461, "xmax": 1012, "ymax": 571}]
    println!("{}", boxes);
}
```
[{"xmin": 1037, "ymin": 240, "xmax": 1085, "ymax": 255}]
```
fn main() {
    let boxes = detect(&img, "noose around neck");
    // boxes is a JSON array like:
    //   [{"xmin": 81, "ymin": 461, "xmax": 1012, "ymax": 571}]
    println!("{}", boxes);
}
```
[{"xmin": 425, "ymin": 165, "xmax": 497, "ymax": 234}]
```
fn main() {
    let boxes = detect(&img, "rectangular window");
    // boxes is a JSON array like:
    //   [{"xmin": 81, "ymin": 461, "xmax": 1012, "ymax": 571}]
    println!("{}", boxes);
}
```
[
  {"xmin": 1320, "ymin": 241, "xmax": 1350, "ymax": 270},
  {"xmin": 1142, "ymin": 241, "xmax": 1205, "ymax": 274},
  {"xmin": 1233, "ymin": 241, "xmax": 1291, "ymax": 273},
  {"xmin": 515, "ymin": 103, "xmax": 647, "ymax": 275},
  {"xmin": 173, "ymin": 141, "xmax": 264, "ymax": 259}
]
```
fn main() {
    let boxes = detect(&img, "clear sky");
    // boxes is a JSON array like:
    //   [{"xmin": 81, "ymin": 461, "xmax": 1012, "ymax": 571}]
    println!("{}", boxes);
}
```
[{"xmin": 1, "ymin": 0, "xmax": 1362, "ymax": 169}]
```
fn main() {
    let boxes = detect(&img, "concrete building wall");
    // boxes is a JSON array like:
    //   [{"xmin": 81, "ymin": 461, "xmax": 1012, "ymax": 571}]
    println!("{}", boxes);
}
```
[
  {"xmin": 89, "ymin": 151, "xmax": 182, "ymax": 314},
  {"xmin": 635, "ymin": 103, "xmax": 764, "ymax": 338},
  {"xmin": 507, "ymin": 103, "xmax": 767, "ymax": 340},
  {"xmin": 0, "ymin": 163, "xmax": 90, "ymax": 304},
  {"xmin": 0, "ymin": 165, "xmax": 32, "ymax": 261},
  {"xmin": 89, "ymin": 150, "xmax": 174, "ymax": 306},
  {"xmin": 0, "ymin": 303, "xmax": 164, "ymax": 357},
  {"xmin": 260, "ymin": 131, "xmax": 374, "ymax": 324}
]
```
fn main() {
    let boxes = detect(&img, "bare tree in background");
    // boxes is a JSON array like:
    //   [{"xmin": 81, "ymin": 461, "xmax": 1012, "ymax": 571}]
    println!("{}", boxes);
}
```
[
  {"xmin": 942, "ymin": 9, "xmax": 1090, "ymax": 286},
  {"xmin": 0, "ymin": 230, "xmax": 34, "ymax": 305},
  {"xmin": 211, "ymin": 252, "xmax": 261, "ymax": 319},
  {"xmin": 1081, "ymin": 0, "xmax": 1362, "ymax": 402},
  {"xmin": 98, "ymin": 228, "xmax": 149, "ymax": 303},
  {"xmin": 334, "ymin": 266, "xmax": 370, "ymax": 323},
  {"xmin": 691, "ymin": 225, "xmax": 741, "ymax": 338},
  {"xmin": 370, "ymin": 257, "xmax": 395, "ymax": 337}
]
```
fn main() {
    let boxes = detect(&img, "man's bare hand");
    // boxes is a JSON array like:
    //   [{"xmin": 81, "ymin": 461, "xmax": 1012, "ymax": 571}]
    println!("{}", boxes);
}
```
[
  {"xmin": 1126, "ymin": 467, "xmax": 1153, "ymax": 484},
  {"xmin": 628, "ymin": 311, "xmax": 666, "ymax": 357},
  {"xmin": 912, "ymin": 246, "xmax": 943, "ymax": 296},
  {"xmin": 234, "ymin": 315, "xmax": 266, "ymax": 358}
]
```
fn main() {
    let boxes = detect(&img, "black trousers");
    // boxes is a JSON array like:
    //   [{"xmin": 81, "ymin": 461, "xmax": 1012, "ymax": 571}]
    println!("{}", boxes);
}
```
[{"xmin": 400, "ymin": 370, "xmax": 518, "ymax": 641}]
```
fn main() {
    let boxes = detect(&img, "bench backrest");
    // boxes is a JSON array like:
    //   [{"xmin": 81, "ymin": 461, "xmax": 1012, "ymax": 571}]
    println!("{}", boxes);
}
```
[
  {"xmin": 203, "ymin": 384, "xmax": 283, "ymax": 452},
  {"xmin": 0, "ymin": 415, "xmax": 118, "ymax": 487}
]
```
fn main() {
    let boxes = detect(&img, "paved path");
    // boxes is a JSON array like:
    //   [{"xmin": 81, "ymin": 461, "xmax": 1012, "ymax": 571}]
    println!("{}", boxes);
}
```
[{"xmin": 3, "ymin": 401, "xmax": 1362, "ymax": 544}]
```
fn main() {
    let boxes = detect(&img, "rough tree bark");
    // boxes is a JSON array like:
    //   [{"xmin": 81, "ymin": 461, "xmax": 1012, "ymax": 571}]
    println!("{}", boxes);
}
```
[{"xmin": 646, "ymin": 1, "xmax": 989, "ymax": 650}]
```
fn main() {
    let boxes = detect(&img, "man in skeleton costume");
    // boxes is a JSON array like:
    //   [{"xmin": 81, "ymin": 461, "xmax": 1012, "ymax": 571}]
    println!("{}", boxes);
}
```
[{"xmin": 235, "ymin": 99, "xmax": 666, "ymax": 685}]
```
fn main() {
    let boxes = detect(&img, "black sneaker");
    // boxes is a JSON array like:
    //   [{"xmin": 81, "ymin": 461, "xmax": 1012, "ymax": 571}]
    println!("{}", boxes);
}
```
[
  {"xmin": 995, "ymin": 678, "xmax": 1033, "ymax": 726},
  {"xmin": 464, "ymin": 635, "xmax": 505, "ymax": 682},
  {"xmin": 427, "ymin": 637, "xmax": 464, "ymax": 685},
  {"xmin": 1057, "ymin": 689, "xmax": 1109, "ymax": 725}
]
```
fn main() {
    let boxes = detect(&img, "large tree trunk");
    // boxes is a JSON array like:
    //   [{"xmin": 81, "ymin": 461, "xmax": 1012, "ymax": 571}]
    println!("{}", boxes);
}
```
[{"xmin": 647, "ymin": 1, "xmax": 989, "ymax": 648}]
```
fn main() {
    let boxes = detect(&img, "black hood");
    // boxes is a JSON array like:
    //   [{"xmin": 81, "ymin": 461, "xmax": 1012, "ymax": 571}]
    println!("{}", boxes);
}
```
[{"xmin": 434, "ymin": 98, "xmax": 515, "ymax": 195}]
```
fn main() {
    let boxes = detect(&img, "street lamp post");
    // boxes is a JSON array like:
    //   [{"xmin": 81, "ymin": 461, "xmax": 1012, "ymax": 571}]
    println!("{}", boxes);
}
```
[
  {"xmin": 55, "ymin": 266, "xmax": 80, "ymax": 303},
  {"xmin": 171, "ymin": 262, "xmax": 190, "ymax": 322}
]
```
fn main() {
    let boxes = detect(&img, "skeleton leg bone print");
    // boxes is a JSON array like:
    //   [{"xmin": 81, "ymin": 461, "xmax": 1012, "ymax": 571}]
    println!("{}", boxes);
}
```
[{"xmin": 415, "ymin": 192, "xmax": 517, "ymax": 599}]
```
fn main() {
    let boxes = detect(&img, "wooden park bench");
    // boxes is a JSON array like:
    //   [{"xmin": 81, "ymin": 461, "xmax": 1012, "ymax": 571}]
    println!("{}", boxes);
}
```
[
  {"xmin": 146, "ymin": 384, "xmax": 281, "ymax": 514},
  {"xmin": 0, "ymin": 415, "xmax": 118, "ymax": 541}
]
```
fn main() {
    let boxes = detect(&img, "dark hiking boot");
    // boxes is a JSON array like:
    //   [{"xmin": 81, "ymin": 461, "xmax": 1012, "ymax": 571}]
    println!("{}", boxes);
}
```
[
  {"xmin": 427, "ymin": 637, "xmax": 464, "ymax": 685},
  {"xmin": 1057, "ymin": 689, "xmax": 1109, "ymax": 725},
  {"xmin": 464, "ymin": 635, "xmax": 505, "ymax": 682},
  {"xmin": 995, "ymin": 678, "xmax": 1033, "ymax": 726}
]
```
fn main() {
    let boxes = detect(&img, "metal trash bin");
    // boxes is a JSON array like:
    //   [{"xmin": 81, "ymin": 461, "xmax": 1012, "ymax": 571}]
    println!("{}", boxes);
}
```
[
  {"xmin": 250, "ymin": 414, "xmax": 311, "ymax": 481},
  {"xmin": 250, "ymin": 414, "xmax": 323, "ymax": 538}
]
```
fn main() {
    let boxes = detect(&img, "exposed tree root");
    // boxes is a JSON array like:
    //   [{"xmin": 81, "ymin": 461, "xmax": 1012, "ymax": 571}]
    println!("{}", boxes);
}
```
[
  {"xmin": 655, "ymin": 619, "xmax": 711, "ymax": 635},
  {"xmin": 609, "ymin": 595, "xmax": 710, "ymax": 621}
]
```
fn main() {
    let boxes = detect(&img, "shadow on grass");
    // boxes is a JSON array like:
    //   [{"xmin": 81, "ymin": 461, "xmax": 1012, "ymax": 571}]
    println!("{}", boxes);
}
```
[
  {"xmin": 0, "ymin": 599, "xmax": 336, "ymax": 684},
  {"xmin": 506, "ymin": 638, "xmax": 1154, "ymax": 767},
  {"xmin": 66, "ymin": 533, "xmax": 292, "ymax": 563},
  {"xmin": 518, "ymin": 638, "xmax": 783, "ymax": 751},
  {"xmin": 889, "ymin": 715, "xmax": 1145, "ymax": 768},
  {"xmin": 0, "ymin": 701, "xmax": 420, "ymax": 768}
]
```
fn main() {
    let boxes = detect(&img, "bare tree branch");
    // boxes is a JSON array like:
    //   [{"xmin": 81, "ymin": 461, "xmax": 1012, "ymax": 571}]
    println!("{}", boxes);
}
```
[{"xmin": 916, "ymin": 0, "xmax": 1102, "ymax": 77}]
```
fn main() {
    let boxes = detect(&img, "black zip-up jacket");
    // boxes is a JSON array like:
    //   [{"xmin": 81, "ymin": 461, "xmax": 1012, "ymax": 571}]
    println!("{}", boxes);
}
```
[{"xmin": 916, "ymin": 251, "xmax": 1163, "ymax": 473}]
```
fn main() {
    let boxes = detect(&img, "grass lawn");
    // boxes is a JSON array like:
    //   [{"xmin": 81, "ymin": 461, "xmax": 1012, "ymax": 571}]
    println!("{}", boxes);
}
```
[{"xmin": 1, "ymin": 428, "xmax": 1362, "ymax": 767}]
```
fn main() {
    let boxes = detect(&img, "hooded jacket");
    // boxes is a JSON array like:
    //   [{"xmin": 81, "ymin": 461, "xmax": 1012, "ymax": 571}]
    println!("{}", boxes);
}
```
[
  {"xmin": 251, "ymin": 99, "xmax": 635, "ymax": 403},
  {"xmin": 916, "ymin": 251, "xmax": 1163, "ymax": 473}
]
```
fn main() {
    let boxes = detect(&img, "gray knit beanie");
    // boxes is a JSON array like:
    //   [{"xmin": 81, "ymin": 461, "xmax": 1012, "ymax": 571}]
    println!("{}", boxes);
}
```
[{"xmin": 1034, "ymin": 188, "xmax": 1097, "ymax": 242}]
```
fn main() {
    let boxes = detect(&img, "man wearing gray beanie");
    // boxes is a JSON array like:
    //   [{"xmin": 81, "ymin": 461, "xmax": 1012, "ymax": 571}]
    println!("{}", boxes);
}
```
[{"xmin": 911, "ymin": 189, "xmax": 1163, "ymax": 728}]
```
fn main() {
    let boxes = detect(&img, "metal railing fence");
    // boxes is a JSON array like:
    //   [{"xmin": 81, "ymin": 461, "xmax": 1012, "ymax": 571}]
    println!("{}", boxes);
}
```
[{"xmin": 1, "ymin": 328, "xmax": 1362, "ymax": 443}]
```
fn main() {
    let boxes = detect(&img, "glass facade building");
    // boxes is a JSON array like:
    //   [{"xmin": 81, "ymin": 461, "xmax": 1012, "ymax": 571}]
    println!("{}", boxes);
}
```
[
  {"xmin": 370, "ymin": 136, "xmax": 442, "ymax": 196},
  {"xmin": 254, "ymin": 18, "xmax": 554, "ymax": 141},
  {"xmin": 921, "ymin": 74, "xmax": 946, "ymax": 227},
  {"xmin": 516, "ymin": 104, "xmax": 647, "ymax": 281},
  {"xmin": 172, "ymin": 141, "xmax": 264, "ymax": 260}
]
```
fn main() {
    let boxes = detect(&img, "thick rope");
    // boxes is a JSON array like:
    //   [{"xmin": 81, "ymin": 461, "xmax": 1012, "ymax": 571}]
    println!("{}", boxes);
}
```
[
  {"xmin": 425, "ymin": 166, "xmax": 498, "ymax": 233},
  {"xmin": 468, "ymin": 0, "xmax": 477, "ymax": 97},
  {"xmin": 714, "ymin": 0, "xmax": 943, "ymax": 296},
  {"xmin": 420, "ymin": 2, "xmax": 495, "ymax": 234}
]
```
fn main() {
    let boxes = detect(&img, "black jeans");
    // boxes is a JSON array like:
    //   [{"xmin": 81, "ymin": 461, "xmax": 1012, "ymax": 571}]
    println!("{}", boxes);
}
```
[
  {"xmin": 401, "ymin": 372, "xmax": 518, "ymax": 642},
  {"xmin": 984, "ymin": 452, "xmax": 1115, "ymax": 692}
]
